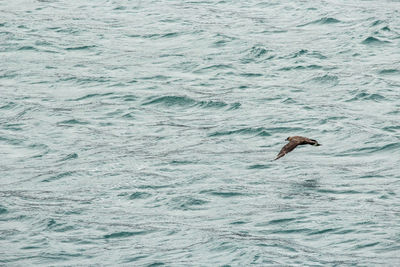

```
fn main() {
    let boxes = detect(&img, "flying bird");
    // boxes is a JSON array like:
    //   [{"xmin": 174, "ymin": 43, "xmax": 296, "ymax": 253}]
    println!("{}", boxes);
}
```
[{"xmin": 275, "ymin": 136, "xmax": 321, "ymax": 160}]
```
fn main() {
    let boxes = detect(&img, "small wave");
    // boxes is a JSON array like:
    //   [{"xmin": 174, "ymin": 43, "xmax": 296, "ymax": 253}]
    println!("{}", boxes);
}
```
[
  {"xmin": 58, "ymin": 76, "xmax": 111, "ymax": 84},
  {"xmin": 122, "ymin": 95, "xmax": 137, "ymax": 101},
  {"xmin": 249, "ymin": 46, "xmax": 269, "ymax": 58},
  {"xmin": 198, "ymin": 100, "xmax": 228, "ymax": 108},
  {"xmin": 104, "ymin": 230, "xmax": 152, "ymax": 239},
  {"xmin": 346, "ymin": 92, "xmax": 385, "ymax": 102},
  {"xmin": 65, "ymin": 45, "xmax": 96, "ymax": 51},
  {"xmin": 242, "ymin": 45, "xmax": 274, "ymax": 63},
  {"xmin": 34, "ymin": 40, "xmax": 52, "ymax": 46},
  {"xmin": 382, "ymin": 126, "xmax": 400, "ymax": 132},
  {"xmin": 265, "ymin": 126, "xmax": 304, "ymax": 134},
  {"xmin": 140, "ymin": 75, "xmax": 169, "ymax": 80},
  {"xmin": 142, "ymin": 95, "xmax": 231, "ymax": 110},
  {"xmin": 18, "ymin": 46, "xmax": 37, "ymax": 51},
  {"xmin": 129, "ymin": 192, "xmax": 152, "ymax": 199},
  {"xmin": 228, "ymin": 102, "xmax": 241, "ymax": 110},
  {"xmin": 0, "ymin": 102, "xmax": 17, "ymax": 110},
  {"xmin": 297, "ymin": 17, "xmax": 340, "ymax": 27},
  {"xmin": 161, "ymin": 32, "xmax": 179, "ymax": 38},
  {"xmin": 113, "ymin": 6, "xmax": 127, "ymax": 10},
  {"xmin": 169, "ymin": 160, "xmax": 194, "ymax": 165},
  {"xmin": 240, "ymin": 73, "xmax": 263, "ymax": 77},
  {"xmin": 378, "ymin": 69, "xmax": 399, "ymax": 75},
  {"xmin": 59, "ymin": 153, "xmax": 78, "ymax": 162},
  {"xmin": 142, "ymin": 96, "xmax": 196, "ymax": 107},
  {"xmin": 362, "ymin": 36, "xmax": 389, "ymax": 45},
  {"xmin": 41, "ymin": 171, "xmax": 75, "ymax": 182},
  {"xmin": 194, "ymin": 64, "xmax": 234, "ymax": 73},
  {"xmin": 317, "ymin": 189, "xmax": 361, "ymax": 194},
  {"xmin": 147, "ymin": 262, "xmax": 165, "ymax": 267},
  {"xmin": 353, "ymin": 242, "xmax": 380, "ymax": 250},
  {"xmin": 72, "ymin": 92, "xmax": 114, "ymax": 101},
  {"xmin": 271, "ymin": 228, "xmax": 310, "ymax": 234},
  {"xmin": 308, "ymin": 228, "xmax": 339, "ymax": 235},
  {"xmin": 0, "ymin": 205, "xmax": 8, "ymax": 215},
  {"xmin": 142, "ymin": 32, "xmax": 180, "ymax": 39},
  {"xmin": 268, "ymin": 218, "xmax": 296, "ymax": 224},
  {"xmin": 308, "ymin": 74, "xmax": 339, "ymax": 86},
  {"xmin": 169, "ymin": 196, "xmax": 208, "ymax": 210},
  {"xmin": 279, "ymin": 65, "xmax": 322, "ymax": 71},
  {"xmin": 209, "ymin": 127, "xmax": 270, "ymax": 137},
  {"xmin": 213, "ymin": 39, "xmax": 228, "ymax": 47},
  {"xmin": 200, "ymin": 189, "xmax": 247, "ymax": 198},
  {"xmin": 343, "ymin": 142, "xmax": 400, "ymax": 155},
  {"xmin": 282, "ymin": 97, "xmax": 297, "ymax": 104},
  {"xmin": 46, "ymin": 219, "xmax": 76, "ymax": 232},
  {"xmin": 291, "ymin": 49, "xmax": 308, "ymax": 58},
  {"xmin": 0, "ymin": 71, "xmax": 17, "ymax": 79},
  {"xmin": 287, "ymin": 49, "xmax": 327, "ymax": 60},
  {"xmin": 123, "ymin": 255, "xmax": 149, "ymax": 263},
  {"xmin": 57, "ymin": 119, "xmax": 89, "ymax": 125},
  {"xmin": 371, "ymin": 20, "xmax": 386, "ymax": 27}
]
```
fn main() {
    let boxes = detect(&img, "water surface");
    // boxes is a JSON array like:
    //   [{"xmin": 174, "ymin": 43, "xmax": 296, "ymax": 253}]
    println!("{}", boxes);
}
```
[{"xmin": 1, "ymin": 0, "xmax": 400, "ymax": 265}]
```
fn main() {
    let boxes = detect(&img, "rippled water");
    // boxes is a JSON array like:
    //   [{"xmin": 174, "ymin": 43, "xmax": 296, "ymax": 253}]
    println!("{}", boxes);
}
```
[{"xmin": 1, "ymin": 0, "xmax": 400, "ymax": 265}]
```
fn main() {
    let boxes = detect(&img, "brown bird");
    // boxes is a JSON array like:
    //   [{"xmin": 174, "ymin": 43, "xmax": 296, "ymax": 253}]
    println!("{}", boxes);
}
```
[{"xmin": 275, "ymin": 136, "xmax": 321, "ymax": 160}]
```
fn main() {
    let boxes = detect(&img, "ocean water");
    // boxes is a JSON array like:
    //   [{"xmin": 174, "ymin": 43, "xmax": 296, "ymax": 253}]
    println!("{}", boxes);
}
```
[{"xmin": 1, "ymin": 0, "xmax": 400, "ymax": 265}]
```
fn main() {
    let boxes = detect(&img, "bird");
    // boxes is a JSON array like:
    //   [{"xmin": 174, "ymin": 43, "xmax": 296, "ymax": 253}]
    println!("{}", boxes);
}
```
[{"xmin": 275, "ymin": 136, "xmax": 321, "ymax": 160}]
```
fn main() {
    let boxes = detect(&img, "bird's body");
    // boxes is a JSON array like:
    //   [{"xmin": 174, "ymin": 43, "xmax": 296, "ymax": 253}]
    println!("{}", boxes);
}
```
[{"xmin": 275, "ymin": 136, "xmax": 320, "ymax": 160}]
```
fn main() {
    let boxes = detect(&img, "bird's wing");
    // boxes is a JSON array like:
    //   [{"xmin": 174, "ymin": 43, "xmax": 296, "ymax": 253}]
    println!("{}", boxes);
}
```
[
  {"xmin": 301, "ymin": 137, "xmax": 319, "ymax": 146},
  {"xmin": 275, "ymin": 141, "xmax": 300, "ymax": 160}
]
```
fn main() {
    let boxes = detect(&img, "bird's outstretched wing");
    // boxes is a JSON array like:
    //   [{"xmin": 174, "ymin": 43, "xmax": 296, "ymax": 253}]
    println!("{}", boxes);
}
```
[
  {"xmin": 274, "ymin": 141, "xmax": 300, "ymax": 160},
  {"xmin": 301, "ymin": 138, "xmax": 320, "ymax": 146}
]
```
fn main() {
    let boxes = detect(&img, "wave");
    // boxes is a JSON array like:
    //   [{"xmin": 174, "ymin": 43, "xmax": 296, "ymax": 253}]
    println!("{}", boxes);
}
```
[
  {"xmin": 209, "ymin": 127, "xmax": 271, "ymax": 137},
  {"xmin": 169, "ymin": 196, "xmax": 208, "ymax": 210},
  {"xmin": 138, "ymin": 32, "xmax": 180, "ymax": 39},
  {"xmin": 242, "ymin": 45, "xmax": 274, "ymax": 63},
  {"xmin": 104, "ymin": 230, "xmax": 153, "ymax": 239},
  {"xmin": 72, "ymin": 92, "xmax": 114, "ymax": 101},
  {"xmin": 362, "ymin": 36, "xmax": 389, "ymax": 45},
  {"xmin": 129, "ymin": 192, "xmax": 152, "ymax": 199},
  {"xmin": 57, "ymin": 119, "xmax": 89, "ymax": 125},
  {"xmin": 307, "ymin": 74, "xmax": 339, "ymax": 86},
  {"xmin": 346, "ymin": 91, "xmax": 385, "ymax": 102},
  {"xmin": 142, "ymin": 95, "xmax": 237, "ymax": 110},
  {"xmin": 378, "ymin": 69, "xmax": 399, "ymax": 75},
  {"xmin": 18, "ymin": 46, "xmax": 38, "ymax": 51},
  {"xmin": 342, "ymin": 142, "xmax": 400, "ymax": 155},
  {"xmin": 200, "ymin": 189, "xmax": 247, "ymax": 198},
  {"xmin": 279, "ymin": 65, "xmax": 322, "ymax": 71},
  {"xmin": 41, "ymin": 171, "xmax": 75, "ymax": 183},
  {"xmin": 193, "ymin": 64, "xmax": 234, "ymax": 73},
  {"xmin": 297, "ymin": 17, "xmax": 341, "ymax": 27},
  {"xmin": 65, "ymin": 45, "xmax": 96, "ymax": 51}
]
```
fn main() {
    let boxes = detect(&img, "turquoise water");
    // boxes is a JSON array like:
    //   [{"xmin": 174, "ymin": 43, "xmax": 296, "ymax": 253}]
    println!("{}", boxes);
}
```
[{"xmin": 1, "ymin": 0, "xmax": 400, "ymax": 265}]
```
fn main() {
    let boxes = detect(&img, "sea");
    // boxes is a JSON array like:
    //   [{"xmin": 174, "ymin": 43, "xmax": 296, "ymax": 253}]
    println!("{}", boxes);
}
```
[{"xmin": 1, "ymin": 0, "xmax": 400, "ymax": 266}]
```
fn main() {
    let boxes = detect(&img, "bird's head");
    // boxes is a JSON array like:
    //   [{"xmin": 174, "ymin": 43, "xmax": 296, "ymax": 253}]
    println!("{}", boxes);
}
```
[{"xmin": 286, "ymin": 136, "xmax": 292, "ymax": 141}]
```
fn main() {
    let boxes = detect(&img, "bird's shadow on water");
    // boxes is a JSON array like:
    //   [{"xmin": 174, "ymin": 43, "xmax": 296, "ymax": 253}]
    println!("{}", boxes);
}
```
[{"xmin": 247, "ymin": 163, "xmax": 272, "ymax": 169}]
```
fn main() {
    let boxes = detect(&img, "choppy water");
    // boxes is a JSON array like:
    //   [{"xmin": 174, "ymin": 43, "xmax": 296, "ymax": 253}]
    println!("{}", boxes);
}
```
[{"xmin": 1, "ymin": 0, "xmax": 400, "ymax": 265}]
